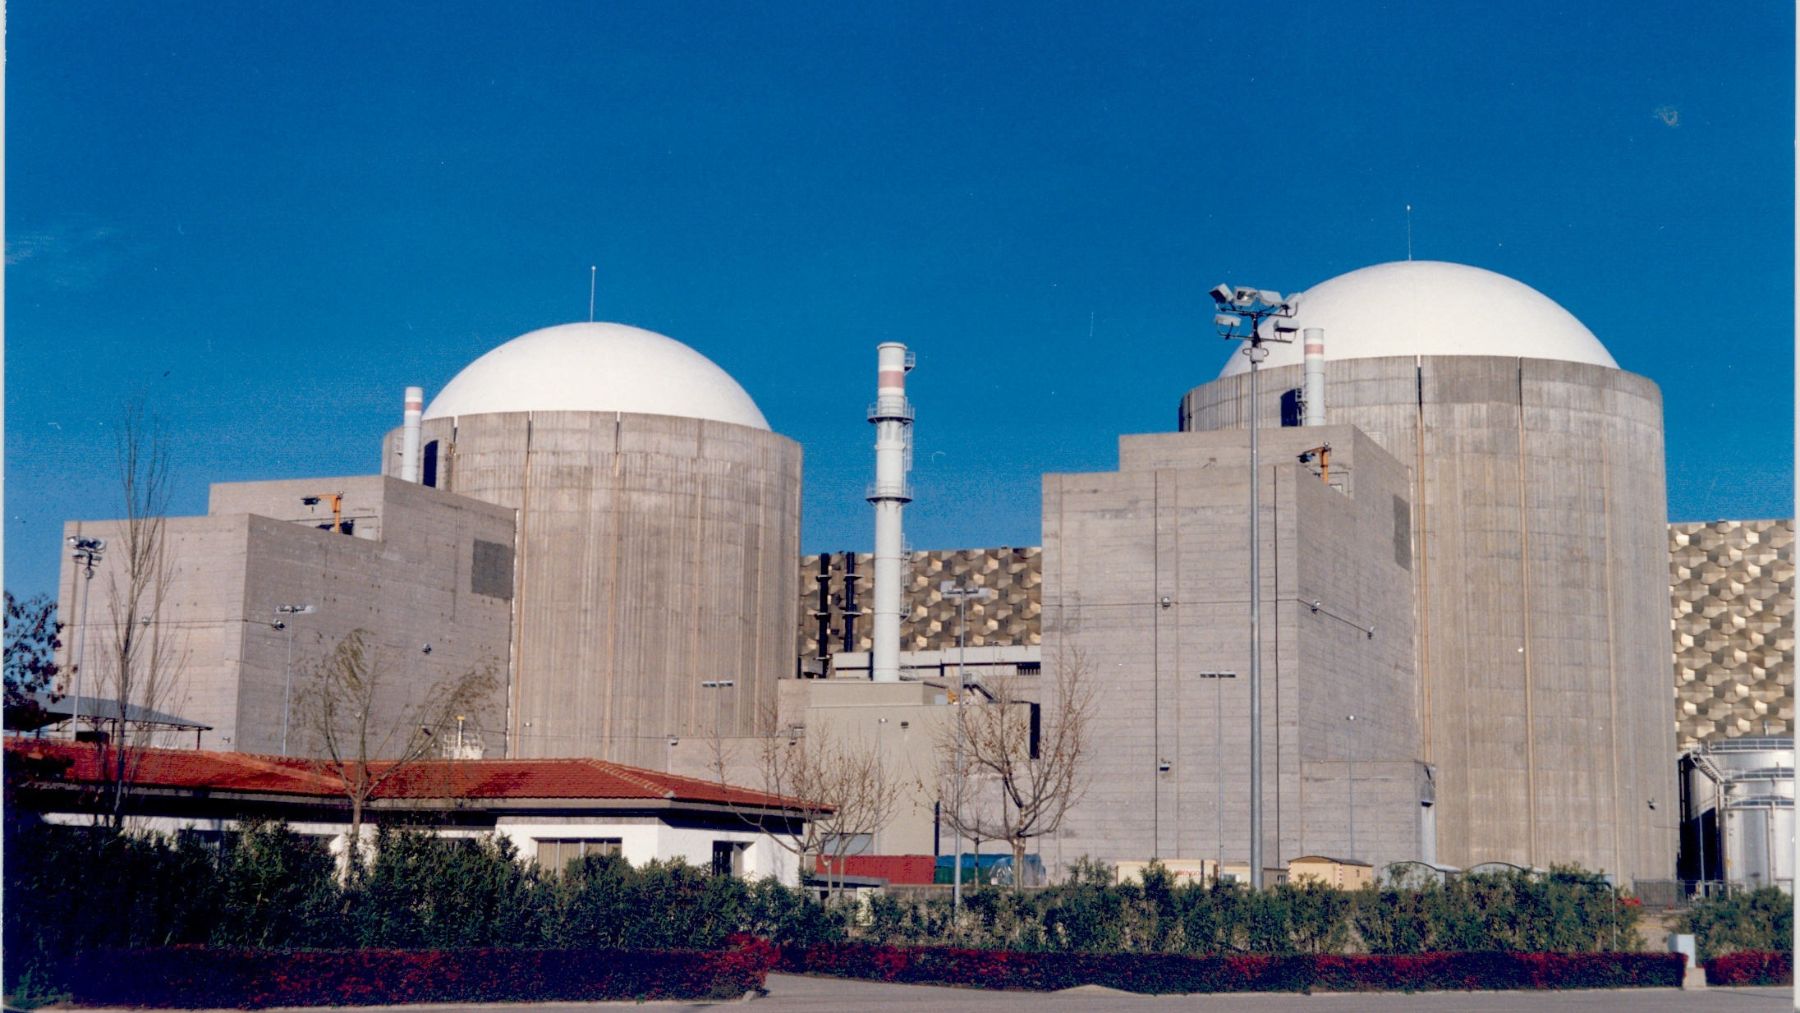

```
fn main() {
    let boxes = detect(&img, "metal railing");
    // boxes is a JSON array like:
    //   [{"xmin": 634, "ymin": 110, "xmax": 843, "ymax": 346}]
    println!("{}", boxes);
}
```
[
  {"xmin": 865, "ymin": 480, "xmax": 914, "ymax": 503},
  {"xmin": 867, "ymin": 397, "xmax": 915, "ymax": 422}
]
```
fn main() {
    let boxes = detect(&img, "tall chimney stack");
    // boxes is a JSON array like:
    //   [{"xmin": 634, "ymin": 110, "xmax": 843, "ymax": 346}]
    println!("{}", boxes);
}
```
[
  {"xmin": 400, "ymin": 386, "xmax": 424, "ymax": 482},
  {"xmin": 1303, "ymin": 329, "xmax": 1326, "ymax": 426},
  {"xmin": 868, "ymin": 343, "xmax": 914, "ymax": 683}
]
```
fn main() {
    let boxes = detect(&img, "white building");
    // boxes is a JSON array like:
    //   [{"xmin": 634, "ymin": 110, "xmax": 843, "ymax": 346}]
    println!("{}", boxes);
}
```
[{"xmin": 7, "ymin": 739, "xmax": 811, "ymax": 884}]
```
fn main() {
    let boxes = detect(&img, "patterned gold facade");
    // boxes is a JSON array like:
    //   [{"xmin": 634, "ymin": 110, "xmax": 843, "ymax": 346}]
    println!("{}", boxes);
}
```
[
  {"xmin": 797, "ymin": 548, "xmax": 1041, "ymax": 659},
  {"xmin": 1671, "ymin": 519, "xmax": 1796, "ymax": 748}
]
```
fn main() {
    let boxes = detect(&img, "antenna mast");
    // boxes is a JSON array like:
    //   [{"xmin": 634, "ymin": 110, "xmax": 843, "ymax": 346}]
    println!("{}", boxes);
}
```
[
  {"xmin": 588, "ymin": 265, "xmax": 597, "ymax": 322},
  {"xmin": 1406, "ymin": 205, "xmax": 1414, "ymax": 261}
]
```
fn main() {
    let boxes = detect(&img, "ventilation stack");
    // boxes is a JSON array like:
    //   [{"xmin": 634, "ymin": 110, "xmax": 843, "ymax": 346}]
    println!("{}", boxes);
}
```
[
  {"xmin": 867, "ymin": 342, "xmax": 915, "ymax": 683},
  {"xmin": 400, "ymin": 386, "xmax": 424, "ymax": 482},
  {"xmin": 1302, "ymin": 329, "xmax": 1326, "ymax": 426}
]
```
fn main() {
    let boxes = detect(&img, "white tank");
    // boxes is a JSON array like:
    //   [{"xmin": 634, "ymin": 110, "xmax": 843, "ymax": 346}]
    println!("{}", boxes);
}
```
[{"xmin": 1685, "ymin": 737, "xmax": 1795, "ymax": 890}]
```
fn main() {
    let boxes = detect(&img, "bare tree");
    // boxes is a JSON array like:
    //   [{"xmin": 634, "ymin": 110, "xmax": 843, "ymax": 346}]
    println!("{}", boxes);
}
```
[
  {"xmin": 91, "ymin": 407, "xmax": 186, "ymax": 827},
  {"xmin": 296, "ymin": 628, "xmax": 499, "ymax": 877},
  {"xmin": 939, "ymin": 653, "xmax": 1095, "ymax": 891},
  {"xmin": 739, "ymin": 713, "xmax": 905, "ymax": 894}
]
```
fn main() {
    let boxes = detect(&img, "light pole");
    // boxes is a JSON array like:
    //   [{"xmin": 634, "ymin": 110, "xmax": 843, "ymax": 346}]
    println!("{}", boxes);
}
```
[
  {"xmin": 1345, "ymin": 714, "xmax": 1358, "ymax": 862},
  {"xmin": 65, "ymin": 536, "xmax": 105, "ymax": 739},
  {"xmin": 700, "ymin": 680, "xmax": 735, "ymax": 778},
  {"xmin": 1211, "ymin": 283, "xmax": 1297, "ymax": 889},
  {"xmin": 274, "ymin": 603, "xmax": 315, "ymax": 753},
  {"xmin": 941, "ymin": 580, "xmax": 994, "ymax": 917},
  {"xmin": 701, "ymin": 679, "xmax": 735, "ymax": 729},
  {"xmin": 1198, "ymin": 671, "xmax": 1236, "ymax": 882}
]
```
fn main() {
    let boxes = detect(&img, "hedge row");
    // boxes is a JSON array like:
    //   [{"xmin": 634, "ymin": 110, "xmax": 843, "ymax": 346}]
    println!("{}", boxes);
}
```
[
  {"xmin": 778, "ymin": 942, "xmax": 1687, "ymax": 993},
  {"xmin": 63, "ymin": 940, "xmax": 778, "ymax": 1009},
  {"xmin": 1707, "ymin": 950, "xmax": 1793, "ymax": 987},
  {"xmin": 5, "ymin": 819, "xmax": 844, "ymax": 995},
  {"xmin": 875, "ymin": 858, "xmax": 1644, "ymax": 955}
]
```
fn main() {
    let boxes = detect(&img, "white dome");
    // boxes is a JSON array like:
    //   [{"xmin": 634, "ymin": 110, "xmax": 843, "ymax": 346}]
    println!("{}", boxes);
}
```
[
  {"xmin": 1218, "ymin": 261, "xmax": 1617, "ymax": 377},
  {"xmin": 424, "ymin": 322, "xmax": 770, "ymax": 430}
]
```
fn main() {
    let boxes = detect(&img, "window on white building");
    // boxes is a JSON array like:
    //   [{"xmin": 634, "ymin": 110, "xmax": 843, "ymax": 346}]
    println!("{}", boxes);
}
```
[
  {"xmin": 711, "ymin": 840, "xmax": 747, "ymax": 877},
  {"xmin": 536, "ymin": 837, "xmax": 622, "ymax": 871}
]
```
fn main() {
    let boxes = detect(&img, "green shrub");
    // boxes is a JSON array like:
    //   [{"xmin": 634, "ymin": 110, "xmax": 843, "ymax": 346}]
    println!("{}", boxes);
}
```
[
  {"xmin": 1680, "ymin": 887, "xmax": 1793, "ymax": 961},
  {"xmin": 351, "ymin": 829, "xmax": 553, "ymax": 948},
  {"xmin": 212, "ymin": 820, "xmax": 341, "ymax": 948}
]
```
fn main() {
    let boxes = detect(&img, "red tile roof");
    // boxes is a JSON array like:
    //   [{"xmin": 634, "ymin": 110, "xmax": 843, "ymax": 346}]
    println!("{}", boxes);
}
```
[{"xmin": 4, "ymin": 739, "xmax": 813, "ymax": 811}]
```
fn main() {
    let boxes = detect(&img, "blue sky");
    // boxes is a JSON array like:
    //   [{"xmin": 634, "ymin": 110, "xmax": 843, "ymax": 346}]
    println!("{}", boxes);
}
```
[{"xmin": 7, "ymin": 1, "xmax": 1794, "ymax": 600}]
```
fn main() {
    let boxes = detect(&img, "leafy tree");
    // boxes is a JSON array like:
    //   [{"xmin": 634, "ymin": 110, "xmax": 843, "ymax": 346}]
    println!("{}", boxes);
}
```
[{"xmin": 3, "ymin": 592, "xmax": 62, "ymax": 730}]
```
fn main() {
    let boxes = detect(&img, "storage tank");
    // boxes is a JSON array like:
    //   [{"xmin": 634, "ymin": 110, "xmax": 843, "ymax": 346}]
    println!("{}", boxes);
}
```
[
  {"xmin": 1682, "ymin": 737, "xmax": 1795, "ymax": 890},
  {"xmin": 384, "ymin": 322, "xmax": 801, "ymax": 767},
  {"xmin": 1179, "ymin": 261, "xmax": 1675, "ymax": 882}
]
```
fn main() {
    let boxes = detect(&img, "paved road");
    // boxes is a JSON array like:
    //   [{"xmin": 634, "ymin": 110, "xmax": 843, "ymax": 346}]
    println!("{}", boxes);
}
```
[
  {"xmin": 747, "ymin": 975, "xmax": 1786, "ymax": 1011},
  {"xmin": 52, "ymin": 975, "xmax": 1793, "ymax": 1012}
]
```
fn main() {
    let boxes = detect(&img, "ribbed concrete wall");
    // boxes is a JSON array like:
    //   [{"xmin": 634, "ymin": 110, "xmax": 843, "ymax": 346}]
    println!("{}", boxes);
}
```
[
  {"xmin": 1043, "ymin": 426, "xmax": 1422, "ymax": 874},
  {"xmin": 1181, "ymin": 355, "xmax": 1675, "ymax": 882},
  {"xmin": 1671, "ymin": 520, "xmax": 1795, "ymax": 748},
  {"xmin": 389, "ymin": 412, "xmax": 802, "ymax": 768}
]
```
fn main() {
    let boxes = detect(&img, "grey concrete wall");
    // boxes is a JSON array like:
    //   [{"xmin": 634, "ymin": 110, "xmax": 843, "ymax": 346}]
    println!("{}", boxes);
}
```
[
  {"xmin": 60, "ymin": 476, "xmax": 516, "ymax": 756},
  {"xmin": 59, "ymin": 514, "xmax": 252, "ymax": 748},
  {"xmin": 1181, "ymin": 355, "xmax": 1676, "ymax": 882},
  {"xmin": 1042, "ymin": 425, "xmax": 1422, "ymax": 876},
  {"xmin": 391, "ymin": 411, "xmax": 802, "ymax": 768}
]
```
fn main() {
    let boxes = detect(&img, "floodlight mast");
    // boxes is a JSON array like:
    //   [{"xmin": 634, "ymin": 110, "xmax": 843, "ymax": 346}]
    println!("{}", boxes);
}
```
[
  {"xmin": 65, "ymin": 536, "xmax": 106, "ymax": 738},
  {"xmin": 1210, "ymin": 284, "xmax": 1296, "ymax": 890}
]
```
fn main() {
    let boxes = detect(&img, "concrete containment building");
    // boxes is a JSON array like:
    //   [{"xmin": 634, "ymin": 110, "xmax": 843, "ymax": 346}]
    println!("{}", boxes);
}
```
[
  {"xmin": 1170, "ymin": 261, "xmax": 1675, "ymax": 881},
  {"xmin": 382, "ymin": 322, "xmax": 803, "ymax": 767}
]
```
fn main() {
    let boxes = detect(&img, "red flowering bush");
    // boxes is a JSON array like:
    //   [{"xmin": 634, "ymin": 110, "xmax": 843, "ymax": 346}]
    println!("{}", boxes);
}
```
[
  {"xmin": 65, "ymin": 940, "xmax": 777, "ymax": 1009},
  {"xmin": 1707, "ymin": 950, "xmax": 1792, "ymax": 986},
  {"xmin": 778, "ymin": 943, "xmax": 1685, "ymax": 993}
]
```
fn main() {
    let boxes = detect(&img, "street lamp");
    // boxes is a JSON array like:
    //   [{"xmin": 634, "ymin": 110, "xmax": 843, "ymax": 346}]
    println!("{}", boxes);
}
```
[
  {"xmin": 1197, "ymin": 671, "xmax": 1236, "ymax": 881},
  {"xmin": 1345, "ymin": 714, "xmax": 1358, "ymax": 862},
  {"xmin": 274, "ymin": 603, "xmax": 315, "ymax": 753},
  {"xmin": 1211, "ymin": 283, "xmax": 1297, "ymax": 889},
  {"xmin": 940, "ymin": 580, "xmax": 994, "ymax": 917},
  {"xmin": 700, "ymin": 679, "xmax": 736, "ymax": 743},
  {"xmin": 65, "ymin": 536, "xmax": 105, "ymax": 739}
]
